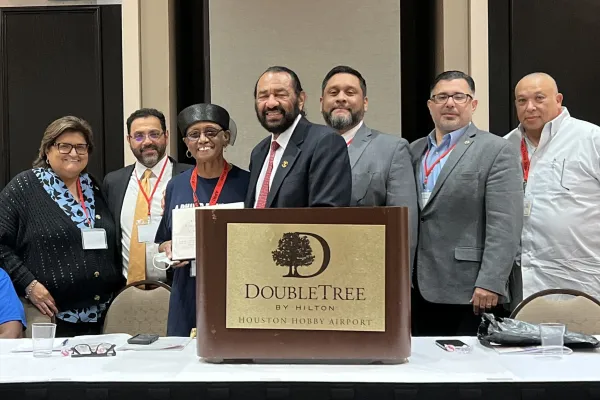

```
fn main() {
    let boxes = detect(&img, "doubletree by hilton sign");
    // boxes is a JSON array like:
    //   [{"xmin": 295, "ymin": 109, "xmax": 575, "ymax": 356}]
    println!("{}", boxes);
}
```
[{"xmin": 226, "ymin": 224, "xmax": 386, "ymax": 332}]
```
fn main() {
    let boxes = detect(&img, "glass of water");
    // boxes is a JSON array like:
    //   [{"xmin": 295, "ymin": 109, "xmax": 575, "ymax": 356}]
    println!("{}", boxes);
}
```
[
  {"xmin": 32, "ymin": 323, "xmax": 57, "ymax": 357},
  {"xmin": 539, "ymin": 322, "xmax": 566, "ymax": 358}
]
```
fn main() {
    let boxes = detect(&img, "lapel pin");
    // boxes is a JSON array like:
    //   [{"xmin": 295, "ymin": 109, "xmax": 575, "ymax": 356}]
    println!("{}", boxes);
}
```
[
  {"xmin": 281, "ymin": 160, "xmax": 288, "ymax": 168},
  {"xmin": 96, "ymin": 215, "xmax": 101, "ymax": 220},
  {"xmin": 464, "ymin": 140, "xmax": 471, "ymax": 145}
]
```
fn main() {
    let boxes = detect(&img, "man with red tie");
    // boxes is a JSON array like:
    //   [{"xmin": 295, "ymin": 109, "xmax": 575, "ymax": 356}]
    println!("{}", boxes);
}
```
[{"xmin": 246, "ymin": 66, "xmax": 351, "ymax": 208}]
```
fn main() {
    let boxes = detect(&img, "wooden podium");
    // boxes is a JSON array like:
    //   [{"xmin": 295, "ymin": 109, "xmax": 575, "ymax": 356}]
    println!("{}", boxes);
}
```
[{"xmin": 195, "ymin": 207, "xmax": 411, "ymax": 363}]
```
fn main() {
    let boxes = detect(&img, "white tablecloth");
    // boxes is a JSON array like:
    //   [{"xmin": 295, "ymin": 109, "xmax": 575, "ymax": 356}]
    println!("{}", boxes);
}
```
[{"xmin": 1, "ymin": 336, "xmax": 599, "ymax": 384}]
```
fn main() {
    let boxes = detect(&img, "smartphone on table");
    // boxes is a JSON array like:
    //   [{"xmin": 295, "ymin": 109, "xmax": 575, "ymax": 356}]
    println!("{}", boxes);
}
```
[
  {"xmin": 127, "ymin": 334, "xmax": 159, "ymax": 345},
  {"xmin": 435, "ymin": 339, "xmax": 471, "ymax": 352}
]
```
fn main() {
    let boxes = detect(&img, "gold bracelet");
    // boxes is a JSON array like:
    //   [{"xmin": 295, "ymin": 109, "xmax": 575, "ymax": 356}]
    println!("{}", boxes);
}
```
[{"xmin": 25, "ymin": 280, "xmax": 38, "ymax": 299}]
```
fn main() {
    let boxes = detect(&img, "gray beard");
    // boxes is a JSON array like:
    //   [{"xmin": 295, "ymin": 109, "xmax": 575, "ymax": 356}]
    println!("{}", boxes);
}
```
[
  {"xmin": 140, "ymin": 153, "xmax": 160, "ymax": 168},
  {"xmin": 323, "ymin": 109, "xmax": 362, "ymax": 131},
  {"xmin": 135, "ymin": 146, "xmax": 166, "ymax": 168}
]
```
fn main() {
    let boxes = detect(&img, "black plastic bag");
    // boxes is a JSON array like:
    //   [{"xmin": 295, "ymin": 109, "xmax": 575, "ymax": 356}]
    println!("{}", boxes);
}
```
[{"xmin": 477, "ymin": 313, "xmax": 600, "ymax": 349}]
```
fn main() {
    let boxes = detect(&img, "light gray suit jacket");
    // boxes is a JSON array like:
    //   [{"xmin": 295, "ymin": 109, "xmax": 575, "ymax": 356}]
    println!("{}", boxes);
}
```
[
  {"xmin": 349, "ymin": 123, "xmax": 418, "ymax": 266},
  {"xmin": 410, "ymin": 124, "xmax": 523, "ymax": 305}
]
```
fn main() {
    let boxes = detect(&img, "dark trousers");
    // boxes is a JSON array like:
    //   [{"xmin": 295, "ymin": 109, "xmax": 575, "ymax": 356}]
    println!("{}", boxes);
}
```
[
  {"xmin": 411, "ymin": 281, "xmax": 509, "ymax": 337},
  {"xmin": 56, "ymin": 318, "xmax": 103, "ymax": 337}
]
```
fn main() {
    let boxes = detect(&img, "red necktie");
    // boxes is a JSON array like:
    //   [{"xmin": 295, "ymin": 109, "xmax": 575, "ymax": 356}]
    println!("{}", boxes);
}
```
[{"xmin": 255, "ymin": 141, "xmax": 280, "ymax": 208}]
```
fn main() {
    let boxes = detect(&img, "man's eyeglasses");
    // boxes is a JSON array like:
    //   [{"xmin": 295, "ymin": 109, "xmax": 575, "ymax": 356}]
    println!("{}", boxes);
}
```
[
  {"xmin": 130, "ymin": 131, "xmax": 165, "ymax": 143},
  {"xmin": 70, "ymin": 343, "xmax": 116, "ymax": 358},
  {"xmin": 430, "ymin": 93, "xmax": 473, "ymax": 104},
  {"xmin": 185, "ymin": 129, "xmax": 223, "ymax": 142},
  {"xmin": 53, "ymin": 143, "xmax": 89, "ymax": 155}
]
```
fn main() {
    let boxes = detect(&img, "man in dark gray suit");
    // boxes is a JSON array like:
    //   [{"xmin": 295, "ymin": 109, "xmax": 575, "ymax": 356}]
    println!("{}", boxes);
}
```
[
  {"xmin": 246, "ymin": 66, "xmax": 351, "ymax": 208},
  {"xmin": 410, "ymin": 71, "xmax": 523, "ymax": 336},
  {"xmin": 320, "ymin": 65, "xmax": 418, "ymax": 265},
  {"xmin": 103, "ymin": 108, "xmax": 192, "ymax": 285}
]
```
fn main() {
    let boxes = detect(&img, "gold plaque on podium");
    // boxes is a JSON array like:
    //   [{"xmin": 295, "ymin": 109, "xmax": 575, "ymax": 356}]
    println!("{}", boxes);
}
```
[
  {"xmin": 226, "ymin": 223, "xmax": 385, "ymax": 332},
  {"xmin": 195, "ymin": 207, "xmax": 411, "ymax": 363}
]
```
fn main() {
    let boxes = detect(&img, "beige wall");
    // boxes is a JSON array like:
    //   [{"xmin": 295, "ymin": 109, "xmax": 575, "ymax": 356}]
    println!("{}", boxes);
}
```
[
  {"xmin": 435, "ymin": 0, "xmax": 489, "ymax": 131},
  {"xmin": 209, "ymin": 0, "xmax": 402, "ymax": 169},
  {"xmin": 122, "ymin": 0, "xmax": 177, "ymax": 166},
  {"xmin": 4, "ymin": 0, "xmax": 492, "ymax": 167}
]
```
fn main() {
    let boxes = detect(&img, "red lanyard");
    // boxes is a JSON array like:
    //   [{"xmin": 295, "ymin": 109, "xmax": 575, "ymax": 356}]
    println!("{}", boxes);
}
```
[
  {"xmin": 190, "ymin": 160, "xmax": 230, "ymax": 207},
  {"xmin": 520, "ymin": 137, "xmax": 530, "ymax": 182},
  {"xmin": 135, "ymin": 159, "xmax": 168, "ymax": 216},
  {"xmin": 423, "ymin": 144, "xmax": 456, "ymax": 184},
  {"xmin": 76, "ymin": 179, "xmax": 92, "ymax": 227},
  {"xmin": 346, "ymin": 138, "xmax": 354, "ymax": 147}
]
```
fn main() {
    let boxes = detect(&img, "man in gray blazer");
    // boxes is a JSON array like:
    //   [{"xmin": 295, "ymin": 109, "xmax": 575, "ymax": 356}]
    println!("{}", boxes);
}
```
[
  {"xmin": 320, "ymin": 65, "xmax": 418, "ymax": 264},
  {"xmin": 410, "ymin": 71, "xmax": 523, "ymax": 336}
]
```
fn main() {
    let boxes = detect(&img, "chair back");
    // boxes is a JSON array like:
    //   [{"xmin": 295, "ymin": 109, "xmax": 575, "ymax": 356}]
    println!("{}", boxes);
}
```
[
  {"xmin": 20, "ymin": 298, "xmax": 53, "ymax": 338},
  {"xmin": 511, "ymin": 289, "xmax": 600, "ymax": 335},
  {"xmin": 102, "ymin": 280, "xmax": 171, "ymax": 336}
]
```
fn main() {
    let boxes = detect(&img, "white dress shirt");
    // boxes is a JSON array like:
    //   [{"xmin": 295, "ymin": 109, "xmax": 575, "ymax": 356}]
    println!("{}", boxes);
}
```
[
  {"xmin": 121, "ymin": 156, "xmax": 173, "ymax": 279},
  {"xmin": 253, "ymin": 114, "xmax": 301, "ymax": 207},
  {"xmin": 505, "ymin": 108, "xmax": 600, "ymax": 300},
  {"xmin": 341, "ymin": 120, "xmax": 363, "ymax": 144}
]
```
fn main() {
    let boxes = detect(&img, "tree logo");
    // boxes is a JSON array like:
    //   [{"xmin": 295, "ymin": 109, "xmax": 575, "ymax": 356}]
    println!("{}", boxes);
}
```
[{"xmin": 272, "ymin": 232, "xmax": 331, "ymax": 278}]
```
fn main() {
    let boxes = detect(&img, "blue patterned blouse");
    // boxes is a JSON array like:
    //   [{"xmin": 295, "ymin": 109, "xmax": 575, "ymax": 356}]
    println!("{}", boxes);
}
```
[{"xmin": 33, "ymin": 168, "xmax": 109, "ymax": 323}]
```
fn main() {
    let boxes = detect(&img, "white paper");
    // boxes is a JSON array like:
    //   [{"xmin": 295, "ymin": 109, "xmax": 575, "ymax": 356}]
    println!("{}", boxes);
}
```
[
  {"xmin": 11, "ymin": 334, "xmax": 131, "ymax": 353},
  {"xmin": 171, "ymin": 202, "xmax": 244, "ymax": 260},
  {"xmin": 493, "ymin": 345, "xmax": 573, "ymax": 355},
  {"xmin": 10, "ymin": 338, "xmax": 65, "ymax": 353},
  {"xmin": 421, "ymin": 191, "xmax": 432, "ymax": 207},
  {"xmin": 138, "ymin": 222, "xmax": 160, "ymax": 243},
  {"xmin": 524, "ymin": 199, "xmax": 532, "ymax": 216},
  {"xmin": 81, "ymin": 228, "xmax": 108, "ymax": 250}
]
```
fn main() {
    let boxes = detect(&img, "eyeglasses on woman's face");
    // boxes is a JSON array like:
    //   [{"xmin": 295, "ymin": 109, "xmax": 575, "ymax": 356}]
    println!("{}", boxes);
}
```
[
  {"xmin": 185, "ymin": 128, "xmax": 224, "ymax": 142},
  {"xmin": 53, "ymin": 142, "xmax": 89, "ymax": 155}
]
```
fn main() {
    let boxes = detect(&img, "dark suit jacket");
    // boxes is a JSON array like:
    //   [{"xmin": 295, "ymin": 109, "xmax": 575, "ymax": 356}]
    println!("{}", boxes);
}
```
[
  {"xmin": 102, "ymin": 157, "xmax": 192, "ymax": 283},
  {"xmin": 245, "ymin": 117, "xmax": 352, "ymax": 208}
]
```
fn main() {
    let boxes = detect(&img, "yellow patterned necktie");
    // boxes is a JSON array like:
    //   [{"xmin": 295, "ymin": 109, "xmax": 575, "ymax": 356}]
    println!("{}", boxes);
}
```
[{"xmin": 128, "ymin": 169, "xmax": 151, "ymax": 284}]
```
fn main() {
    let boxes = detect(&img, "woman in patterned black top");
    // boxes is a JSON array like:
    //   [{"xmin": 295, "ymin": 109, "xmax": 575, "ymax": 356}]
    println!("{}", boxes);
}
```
[{"xmin": 0, "ymin": 116, "xmax": 122, "ymax": 336}]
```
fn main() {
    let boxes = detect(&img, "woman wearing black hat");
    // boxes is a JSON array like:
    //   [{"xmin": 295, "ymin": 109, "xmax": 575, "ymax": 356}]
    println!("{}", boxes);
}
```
[{"xmin": 155, "ymin": 103, "xmax": 249, "ymax": 336}]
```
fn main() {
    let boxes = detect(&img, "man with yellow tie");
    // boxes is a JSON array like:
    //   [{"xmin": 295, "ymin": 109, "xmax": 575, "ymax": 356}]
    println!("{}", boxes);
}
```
[{"xmin": 103, "ymin": 108, "xmax": 192, "ymax": 286}]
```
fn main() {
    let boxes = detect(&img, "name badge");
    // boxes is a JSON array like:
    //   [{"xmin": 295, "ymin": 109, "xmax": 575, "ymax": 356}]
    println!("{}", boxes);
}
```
[
  {"xmin": 190, "ymin": 260, "xmax": 197, "ymax": 278},
  {"xmin": 421, "ymin": 191, "xmax": 432, "ymax": 207},
  {"xmin": 81, "ymin": 228, "xmax": 108, "ymax": 250},
  {"xmin": 138, "ymin": 219, "xmax": 160, "ymax": 243},
  {"xmin": 524, "ymin": 199, "xmax": 532, "ymax": 216}
]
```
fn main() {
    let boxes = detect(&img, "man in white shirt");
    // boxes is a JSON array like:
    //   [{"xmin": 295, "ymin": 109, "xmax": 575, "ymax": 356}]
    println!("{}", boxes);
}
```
[
  {"xmin": 245, "ymin": 66, "xmax": 351, "ymax": 208},
  {"xmin": 103, "ymin": 108, "xmax": 192, "ymax": 285},
  {"xmin": 505, "ymin": 72, "xmax": 600, "ymax": 300},
  {"xmin": 320, "ymin": 65, "xmax": 418, "ymax": 265}
]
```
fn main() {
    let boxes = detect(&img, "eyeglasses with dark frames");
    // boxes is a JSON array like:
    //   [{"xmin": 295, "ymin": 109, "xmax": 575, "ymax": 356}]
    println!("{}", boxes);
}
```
[
  {"xmin": 430, "ymin": 93, "xmax": 473, "ymax": 104},
  {"xmin": 130, "ymin": 131, "xmax": 165, "ymax": 143},
  {"xmin": 70, "ymin": 343, "xmax": 116, "ymax": 358},
  {"xmin": 185, "ymin": 129, "xmax": 224, "ymax": 142},
  {"xmin": 53, "ymin": 142, "xmax": 89, "ymax": 155}
]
